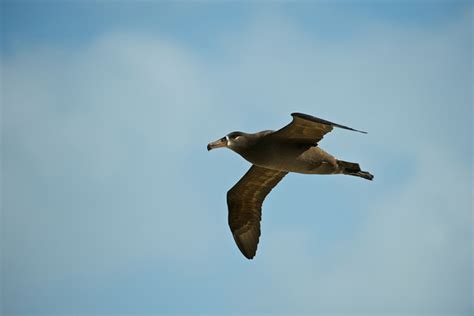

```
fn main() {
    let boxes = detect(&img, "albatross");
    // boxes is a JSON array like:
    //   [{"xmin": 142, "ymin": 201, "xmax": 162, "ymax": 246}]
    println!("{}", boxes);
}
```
[{"xmin": 207, "ymin": 112, "xmax": 373, "ymax": 259}]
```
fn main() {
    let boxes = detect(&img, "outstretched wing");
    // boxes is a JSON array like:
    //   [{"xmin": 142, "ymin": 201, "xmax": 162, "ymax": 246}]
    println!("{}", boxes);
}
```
[
  {"xmin": 267, "ymin": 112, "xmax": 366, "ymax": 145},
  {"xmin": 227, "ymin": 165, "xmax": 287, "ymax": 259}
]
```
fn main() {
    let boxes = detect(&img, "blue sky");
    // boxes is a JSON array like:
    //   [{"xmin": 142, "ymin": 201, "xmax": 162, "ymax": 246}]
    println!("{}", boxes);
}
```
[{"xmin": 1, "ymin": 1, "xmax": 472, "ymax": 315}]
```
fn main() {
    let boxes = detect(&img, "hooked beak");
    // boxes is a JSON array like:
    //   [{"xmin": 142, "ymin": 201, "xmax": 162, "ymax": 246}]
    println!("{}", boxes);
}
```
[{"xmin": 207, "ymin": 137, "xmax": 227, "ymax": 151}]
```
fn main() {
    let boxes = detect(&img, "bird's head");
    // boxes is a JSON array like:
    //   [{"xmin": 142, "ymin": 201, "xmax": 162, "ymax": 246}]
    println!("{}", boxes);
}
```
[{"xmin": 207, "ymin": 131, "xmax": 250, "ymax": 152}]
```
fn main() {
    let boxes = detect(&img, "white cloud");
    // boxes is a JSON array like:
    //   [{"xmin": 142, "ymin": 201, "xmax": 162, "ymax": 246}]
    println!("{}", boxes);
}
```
[{"xmin": 2, "ymin": 32, "xmax": 219, "ymax": 289}]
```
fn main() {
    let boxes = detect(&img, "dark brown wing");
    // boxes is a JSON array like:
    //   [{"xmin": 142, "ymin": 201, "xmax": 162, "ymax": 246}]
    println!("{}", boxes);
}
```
[
  {"xmin": 227, "ymin": 165, "xmax": 287, "ymax": 259},
  {"xmin": 267, "ymin": 112, "xmax": 367, "ymax": 145}
]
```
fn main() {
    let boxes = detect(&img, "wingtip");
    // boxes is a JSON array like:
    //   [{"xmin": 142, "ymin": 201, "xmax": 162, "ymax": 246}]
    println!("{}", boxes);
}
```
[
  {"xmin": 343, "ymin": 127, "xmax": 368, "ymax": 134},
  {"xmin": 233, "ymin": 233, "xmax": 258, "ymax": 260},
  {"xmin": 244, "ymin": 253, "xmax": 255, "ymax": 260}
]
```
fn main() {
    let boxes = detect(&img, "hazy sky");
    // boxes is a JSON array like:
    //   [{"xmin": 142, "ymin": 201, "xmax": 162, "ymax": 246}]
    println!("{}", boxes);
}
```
[{"xmin": 1, "ymin": 1, "xmax": 472, "ymax": 315}]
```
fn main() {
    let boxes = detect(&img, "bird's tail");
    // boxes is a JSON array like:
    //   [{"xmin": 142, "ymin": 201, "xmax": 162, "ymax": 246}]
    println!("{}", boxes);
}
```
[{"xmin": 337, "ymin": 160, "xmax": 374, "ymax": 181}]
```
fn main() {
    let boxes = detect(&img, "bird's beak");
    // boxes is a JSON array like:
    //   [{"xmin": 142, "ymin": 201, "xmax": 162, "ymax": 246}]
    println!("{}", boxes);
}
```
[{"xmin": 207, "ymin": 137, "xmax": 227, "ymax": 151}]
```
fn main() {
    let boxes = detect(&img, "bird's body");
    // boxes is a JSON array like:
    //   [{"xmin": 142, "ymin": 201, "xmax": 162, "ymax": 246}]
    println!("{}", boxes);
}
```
[
  {"xmin": 208, "ymin": 113, "xmax": 373, "ymax": 259},
  {"xmin": 233, "ymin": 133, "xmax": 340, "ymax": 174}
]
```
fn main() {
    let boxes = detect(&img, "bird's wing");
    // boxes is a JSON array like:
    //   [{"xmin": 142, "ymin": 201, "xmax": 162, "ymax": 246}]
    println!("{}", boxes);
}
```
[
  {"xmin": 227, "ymin": 165, "xmax": 288, "ymax": 259},
  {"xmin": 266, "ymin": 112, "xmax": 366, "ymax": 145}
]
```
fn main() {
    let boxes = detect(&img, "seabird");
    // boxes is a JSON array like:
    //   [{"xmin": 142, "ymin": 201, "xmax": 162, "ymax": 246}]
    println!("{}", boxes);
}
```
[{"xmin": 207, "ymin": 112, "xmax": 373, "ymax": 259}]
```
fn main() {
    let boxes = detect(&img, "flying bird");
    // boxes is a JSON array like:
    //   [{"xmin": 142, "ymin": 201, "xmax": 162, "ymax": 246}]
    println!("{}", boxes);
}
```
[{"xmin": 207, "ymin": 113, "xmax": 373, "ymax": 259}]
